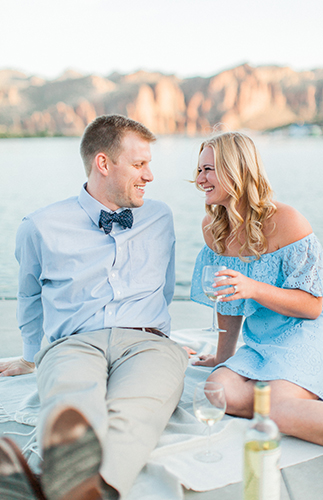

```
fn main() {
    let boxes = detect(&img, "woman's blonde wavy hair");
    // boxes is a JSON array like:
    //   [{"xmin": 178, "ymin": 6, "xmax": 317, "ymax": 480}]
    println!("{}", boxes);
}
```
[{"xmin": 195, "ymin": 132, "xmax": 276, "ymax": 260}]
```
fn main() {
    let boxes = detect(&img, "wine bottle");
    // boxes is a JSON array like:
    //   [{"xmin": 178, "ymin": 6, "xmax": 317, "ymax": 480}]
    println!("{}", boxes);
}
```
[{"xmin": 243, "ymin": 382, "xmax": 281, "ymax": 500}]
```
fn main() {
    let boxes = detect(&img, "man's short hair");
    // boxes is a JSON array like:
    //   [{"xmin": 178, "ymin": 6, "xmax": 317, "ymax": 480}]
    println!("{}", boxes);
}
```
[{"xmin": 80, "ymin": 114, "xmax": 156, "ymax": 176}]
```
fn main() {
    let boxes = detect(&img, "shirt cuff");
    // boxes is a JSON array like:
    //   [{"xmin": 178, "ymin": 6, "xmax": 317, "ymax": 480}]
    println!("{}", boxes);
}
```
[{"xmin": 23, "ymin": 342, "xmax": 41, "ymax": 363}]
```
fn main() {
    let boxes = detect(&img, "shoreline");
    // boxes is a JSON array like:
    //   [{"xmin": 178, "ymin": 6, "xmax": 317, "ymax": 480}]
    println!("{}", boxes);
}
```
[{"xmin": 0, "ymin": 299, "xmax": 213, "ymax": 358}]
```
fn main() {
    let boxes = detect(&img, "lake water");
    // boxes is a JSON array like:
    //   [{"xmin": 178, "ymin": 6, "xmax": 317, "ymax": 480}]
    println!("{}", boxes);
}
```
[{"xmin": 1, "ymin": 134, "xmax": 323, "ymax": 299}]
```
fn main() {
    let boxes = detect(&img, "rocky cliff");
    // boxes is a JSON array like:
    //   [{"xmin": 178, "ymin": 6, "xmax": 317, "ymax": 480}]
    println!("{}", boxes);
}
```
[{"xmin": 1, "ymin": 64, "xmax": 323, "ymax": 136}]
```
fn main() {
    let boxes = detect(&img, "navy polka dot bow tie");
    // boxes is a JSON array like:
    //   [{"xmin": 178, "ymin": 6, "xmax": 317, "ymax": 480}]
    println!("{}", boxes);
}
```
[{"xmin": 99, "ymin": 209, "xmax": 133, "ymax": 234}]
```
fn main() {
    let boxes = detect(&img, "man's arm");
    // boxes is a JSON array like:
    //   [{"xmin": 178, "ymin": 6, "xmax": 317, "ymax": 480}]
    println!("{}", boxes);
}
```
[
  {"xmin": 163, "ymin": 240, "xmax": 176, "ymax": 306},
  {"xmin": 0, "ymin": 218, "xmax": 44, "ymax": 376}
]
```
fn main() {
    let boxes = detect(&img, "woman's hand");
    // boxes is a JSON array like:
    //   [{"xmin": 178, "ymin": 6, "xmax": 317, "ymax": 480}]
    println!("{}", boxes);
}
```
[
  {"xmin": 192, "ymin": 354, "xmax": 217, "ymax": 367},
  {"xmin": 213, "ymin": 268, "xmax": 322, "ymax": 319},
  {"xmin": 182, "ymin": 346, "xmax": 197, "ymax": 357},
  {"xmin": 213, "ymin": 268, "xmax": 257, "ymax": 302}
]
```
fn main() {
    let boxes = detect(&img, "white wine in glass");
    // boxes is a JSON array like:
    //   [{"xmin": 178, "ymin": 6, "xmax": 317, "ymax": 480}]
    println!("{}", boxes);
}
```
[
  {"xmin": 193, "ymin": 381, "xmax": 227, "ymax": 462},
  {"xmin": 202, "ymin": 265, "xmax": 227, "ymax": 332}
]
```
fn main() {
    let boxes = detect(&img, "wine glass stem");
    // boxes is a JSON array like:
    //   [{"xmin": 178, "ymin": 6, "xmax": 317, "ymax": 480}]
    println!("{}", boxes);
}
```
[
  {"xmin": 206, "ymin": 423, "xmax": 212, "ymax": 455},
  {"xmin": 212, "ymin": 301, "xmax": 219, "ymax": 331}
]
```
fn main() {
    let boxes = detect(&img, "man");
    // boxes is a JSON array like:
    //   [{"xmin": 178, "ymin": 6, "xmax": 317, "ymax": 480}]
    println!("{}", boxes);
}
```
[{"xmin": 0, "ymin": 115, "xmax": 188, "ymax": 500}]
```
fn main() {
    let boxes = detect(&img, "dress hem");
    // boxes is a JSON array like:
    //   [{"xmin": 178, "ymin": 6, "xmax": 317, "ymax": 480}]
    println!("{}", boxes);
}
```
[{"xmin": 212, "ymin": 364, "xmax": 323, "ymax": 400}]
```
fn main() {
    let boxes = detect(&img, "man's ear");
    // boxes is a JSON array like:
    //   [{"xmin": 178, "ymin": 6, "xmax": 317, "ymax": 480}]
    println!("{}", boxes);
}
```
[{"xmin": 94, "ymin": 153, "xmax": 110, "ymax": 176}]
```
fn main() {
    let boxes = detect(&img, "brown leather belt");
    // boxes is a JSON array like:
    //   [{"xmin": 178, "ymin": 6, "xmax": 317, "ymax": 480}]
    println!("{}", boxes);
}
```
[{"xmin": 123, "ymin": 327, "xmax": 167, "ymax": 338}]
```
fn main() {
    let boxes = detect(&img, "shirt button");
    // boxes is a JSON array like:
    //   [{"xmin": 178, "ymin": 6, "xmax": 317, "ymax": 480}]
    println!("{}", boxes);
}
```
[
  {"xmin": 117, "ymin": 291, "xmax": 121, "ymax": 295},
  {"xmin": 118, "ymin": 247, "xmax": 121, "ymax": 251},
  {"xmin": 108, "ymin": 311, "xmax": 112, "ymax": 316},
  {"xmin": 111, "ymin": 231, "xmax": 115, "ymax": 235},
  {"xmin": 111, "ymin": 273, "xmax": 116, "ymax": 278}
]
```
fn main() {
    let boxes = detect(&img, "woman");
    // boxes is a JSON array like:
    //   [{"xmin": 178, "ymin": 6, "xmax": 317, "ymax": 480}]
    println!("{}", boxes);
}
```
[{"xmin": 191, "ymin": 131, "xmax": 323, "ymax": 445}]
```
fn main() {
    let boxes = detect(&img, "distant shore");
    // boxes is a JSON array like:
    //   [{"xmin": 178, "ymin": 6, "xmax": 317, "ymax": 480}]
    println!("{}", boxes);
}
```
[
  {"xmin": 2, "ymin": 64, "xmax": 323, "ymax": 138},
  {"xmin": 1, "ymin": 122, "xmax": 322, "ymax": 140},
  {"xmin": 0, "ymin": 132, "xmax": 66, "ymax": 139}
]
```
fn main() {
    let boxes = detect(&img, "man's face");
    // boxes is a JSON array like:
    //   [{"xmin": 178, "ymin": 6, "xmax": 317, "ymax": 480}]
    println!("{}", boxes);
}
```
[{"xmin": 104, "ymin": 132, "xmax": 153, "ymax": 211}]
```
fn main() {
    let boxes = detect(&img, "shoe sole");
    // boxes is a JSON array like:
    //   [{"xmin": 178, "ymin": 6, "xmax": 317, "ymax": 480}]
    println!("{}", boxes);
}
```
[
  {"xmin": 41, "ymin": 406, "xmax": 103, "ymax": 500},
  {"xmin": 0, "ymin": 437, "xmax": 46, "ymax": 500}
]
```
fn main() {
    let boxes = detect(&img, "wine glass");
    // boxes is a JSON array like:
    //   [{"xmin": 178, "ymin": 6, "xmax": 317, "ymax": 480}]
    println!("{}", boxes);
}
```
[
  {"xmin": 193, "ymin": 381, "xmax": 227, "ymax": 462},
  {"xmin": 202, "ymin": 265, "xmax": 227, "ymax": 332}
]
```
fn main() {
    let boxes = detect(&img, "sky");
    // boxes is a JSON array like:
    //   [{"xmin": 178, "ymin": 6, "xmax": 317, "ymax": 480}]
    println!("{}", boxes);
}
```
[{"xmin": 2, "ymin": 0, "xmax": 323, "ymax": 80}]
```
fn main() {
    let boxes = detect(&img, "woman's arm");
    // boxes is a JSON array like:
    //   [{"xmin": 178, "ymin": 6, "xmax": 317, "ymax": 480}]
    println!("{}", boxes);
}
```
[
  {"xmin": 193, "ymin": 314, "xmax": 242, "ymax": 367},
  {"xmin": 215, "ymin": 272, "xmax": 323, "ymax": 320}
]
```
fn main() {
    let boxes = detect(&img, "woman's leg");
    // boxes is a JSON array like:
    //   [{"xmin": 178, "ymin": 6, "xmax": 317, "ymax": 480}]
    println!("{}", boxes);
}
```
[
  {"xmin": 269, "ymin": 380, "xmax": 323, "ymax": 445},
  {"xmin": 207, "ymin": 367, "xmax": 255, "ymax": 418},
  {"xmin": 209, "ymin": 370, "xmax": 323, "ymax": 445}
]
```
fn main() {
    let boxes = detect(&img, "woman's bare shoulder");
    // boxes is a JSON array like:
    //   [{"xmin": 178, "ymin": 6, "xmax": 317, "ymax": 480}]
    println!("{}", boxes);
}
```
[{"xmin": 270, "ymin": 201, "xmax": 312, "ymax": 248}]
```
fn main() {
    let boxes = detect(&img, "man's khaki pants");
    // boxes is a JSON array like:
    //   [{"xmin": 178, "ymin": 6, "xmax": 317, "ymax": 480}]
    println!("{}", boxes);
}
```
[{"xmin": 35, "ymin": 328, "xmax": 188, "ymax": 498}]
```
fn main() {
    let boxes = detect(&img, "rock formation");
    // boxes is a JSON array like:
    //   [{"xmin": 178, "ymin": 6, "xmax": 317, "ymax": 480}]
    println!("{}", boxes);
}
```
[{"xmin": 0, "ymin": 64, "xmax": 322, "ymax": 136}]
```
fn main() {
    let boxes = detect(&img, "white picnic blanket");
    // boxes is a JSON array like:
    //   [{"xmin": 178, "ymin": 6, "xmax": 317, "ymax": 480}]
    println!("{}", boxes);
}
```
[{"xmin": 1, "ymin": 328, "xmax": 323, "ymax": 499}]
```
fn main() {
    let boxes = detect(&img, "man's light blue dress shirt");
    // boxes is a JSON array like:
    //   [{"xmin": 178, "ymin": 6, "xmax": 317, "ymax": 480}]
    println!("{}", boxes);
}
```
[{"xmin": 15, "ymin": 185, "xmax": 175, "ymax": 362}]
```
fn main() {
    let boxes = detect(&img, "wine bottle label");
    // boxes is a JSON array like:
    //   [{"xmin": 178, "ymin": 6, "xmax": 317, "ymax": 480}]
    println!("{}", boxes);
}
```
[{"xmin": 244, "ymin": 443, "xmax": 281, "ymax": 500}]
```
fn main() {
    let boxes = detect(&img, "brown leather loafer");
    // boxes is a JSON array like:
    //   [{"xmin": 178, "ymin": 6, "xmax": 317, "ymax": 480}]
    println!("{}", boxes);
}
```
[
  {"xmin": 0, "ymin": 437, "xmax": 46, "ymax": 500},
  {"xmin": 41, "ymin": 407, "xmax": 103, "ymax": 500}
]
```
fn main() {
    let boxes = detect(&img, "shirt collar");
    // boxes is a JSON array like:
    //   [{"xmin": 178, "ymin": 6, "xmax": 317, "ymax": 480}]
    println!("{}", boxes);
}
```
[{"xmin": 78, "ymin": 183, "xmax": 130, "ymax": 228}]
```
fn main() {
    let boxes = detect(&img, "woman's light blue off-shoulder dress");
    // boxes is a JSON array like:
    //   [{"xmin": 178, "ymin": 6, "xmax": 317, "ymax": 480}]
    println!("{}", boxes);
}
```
[{"xmin": 190, "ymin": 233, "xmax": 323, "ymax": 398}]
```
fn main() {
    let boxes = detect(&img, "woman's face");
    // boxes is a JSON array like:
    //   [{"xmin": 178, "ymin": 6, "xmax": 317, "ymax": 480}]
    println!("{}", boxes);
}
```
[{"xmin": 196, "ymin": 146, "xmax": 230, "ymax": 207}]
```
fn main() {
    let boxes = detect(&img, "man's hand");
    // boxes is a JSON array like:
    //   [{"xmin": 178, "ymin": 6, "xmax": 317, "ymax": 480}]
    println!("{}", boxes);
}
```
[{"xmin": 0, "ymin": 357, "xmax": 35, "ymax": 377}]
